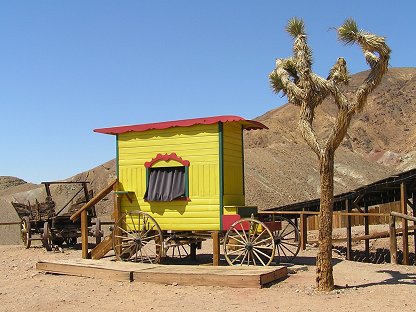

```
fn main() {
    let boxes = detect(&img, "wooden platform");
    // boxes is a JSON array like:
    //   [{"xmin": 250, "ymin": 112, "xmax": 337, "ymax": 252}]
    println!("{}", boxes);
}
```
[{"xmin": 36, "ymin": 259, "xmax": 288, "ymax": 288}]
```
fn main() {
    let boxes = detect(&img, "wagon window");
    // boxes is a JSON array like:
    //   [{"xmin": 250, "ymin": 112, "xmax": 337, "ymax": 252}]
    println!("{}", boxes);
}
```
[{"xmin": 144, "ymin": 166, "xmax": 186, "ymax": 201}]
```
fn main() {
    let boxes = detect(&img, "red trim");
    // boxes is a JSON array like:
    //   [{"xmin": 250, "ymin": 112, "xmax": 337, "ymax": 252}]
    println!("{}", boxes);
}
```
[
  {"xmin": 94, "ymin": 115, "xmax": 268, "ymax": 135},
  {"xmin": 222, "ymin": 214, "xmax": 251, "ymax": 231},
  {"xmin": 144, "ymin": 153, "xmax": 190, "ymax": 168}
]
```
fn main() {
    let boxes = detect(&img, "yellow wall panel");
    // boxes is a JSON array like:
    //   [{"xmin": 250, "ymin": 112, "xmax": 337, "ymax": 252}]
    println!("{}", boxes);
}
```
[
  {"xmin": 222, "ymin": 123, "xmax": 245, "ymax": 206},
  {"xmin": 117, "ymin": 123, "xmax": 221, "ymax": 231}
]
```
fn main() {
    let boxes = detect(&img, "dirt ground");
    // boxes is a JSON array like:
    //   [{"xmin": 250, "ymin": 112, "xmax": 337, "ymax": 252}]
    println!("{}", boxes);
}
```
[{"xmin": 1, "ymin": 240, "xmax": 415, "ymax": 312}]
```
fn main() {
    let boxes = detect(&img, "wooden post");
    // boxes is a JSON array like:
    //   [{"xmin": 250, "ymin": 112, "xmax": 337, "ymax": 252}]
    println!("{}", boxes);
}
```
[
  {"xmin": 211, "ymin": 231, "xmax": 220, "ymax": 266},
  {"xmin": 81, "ymin": 209, "xmax": 89, "ymax": 259},
  {"xmin": 300, "ymin": 211, "xmax": 307, "ymax": 250},
  {"xmin": 389, "ymin": 215, "xmax": 397, "ymax": 264},
  {"xmin": 412, "ymin": 192, "xmax": 416, "ymax": 254},
  {"xmin": 401, "ymin": 182, "xmax": 409, "ymax": 265},
  {"xmin": 364, "ymin": 203, "xmax": 370, "ymax": 262},
  {"xmin": 113, "ymin": 184, "xmax": 121, "ymax": 257},
  {"xmin": 346, "ymin": 199, "xmax": 352, "ymax": 261},
  {"xmin": 190, "ymin": 243, "xmax": 197, "ymax": 260}
]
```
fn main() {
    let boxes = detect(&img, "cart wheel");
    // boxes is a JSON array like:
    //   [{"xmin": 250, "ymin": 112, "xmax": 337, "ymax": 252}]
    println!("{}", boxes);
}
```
[
  {"xmin": 20, "ymin": 216, "xmax": 31, "ymax": 249},
  {"xmin": 113, "ymin": 211, "xmax": 163, "ymax": 263},
  {"xmin": 42, "ymin": 222, "xmax": 53, "ymax": 251},
  {"xmin": 272, "ymin": 216, "xmax": 300, "ymax": 263},
  {"xmin": 64, "ymin": 237, "xmax": 77, "ymax": 246},
  {"xmin": 164, "ymin": 236, "xmax": 191, "ymax": 259},
  {"xmin": 224, "ymin": 218, "xmax": 275, "ymax": 266}
]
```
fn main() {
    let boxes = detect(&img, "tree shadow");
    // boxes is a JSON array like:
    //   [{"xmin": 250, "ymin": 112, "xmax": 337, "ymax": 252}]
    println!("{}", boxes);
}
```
[
  {"xmin": 343, "ymin": 270, "xmax": 416, "ymax": 289},
  {"xmin": 289, "ymin": 256, "xmax": 344, "ymax": 266}
]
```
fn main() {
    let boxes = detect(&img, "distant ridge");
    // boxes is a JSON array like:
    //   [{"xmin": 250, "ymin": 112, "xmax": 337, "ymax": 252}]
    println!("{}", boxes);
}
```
[{"xmin": 1, "ymin": 68, "xmax": 415, "ymax": 215}]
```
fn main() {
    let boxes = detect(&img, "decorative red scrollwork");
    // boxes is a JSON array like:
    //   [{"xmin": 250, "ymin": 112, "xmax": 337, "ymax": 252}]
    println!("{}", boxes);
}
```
[{"xmin": 144, "ymin": 153, "xmax": 190, "ymax": 168}]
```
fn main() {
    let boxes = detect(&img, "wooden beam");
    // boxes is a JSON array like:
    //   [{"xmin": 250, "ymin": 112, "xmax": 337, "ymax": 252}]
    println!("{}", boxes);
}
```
[
  {"xmin": 401, "ymin": 182, "xmax": 409, "ymax": 265},
  {"xmin": 70, "ymin": 179, "xmax": 117, "ymax": 221},
  {"xmin": 389, "ymin": 215, "xmax": 398, "ymax": 264},
  {"xmin": 346, "ymin": 199, "xmax": 352, "ymax": 261},
  {"xmin": 211, "ymin": 231, "xmax": 220, "ymax": 266},
  {"xmin": 300, "ymin": 211, "xmax": 307, "ymax": 250},
  {"xmin": 390, "ymin": 211, "xmax": 416, "ymax": 222},
  {"xmin": 258, "ymin": 211, "xmax": 388, "ymax": 217},
  {"xmin": 364, "ymin": 204, "xmax": 370, "ymax": 262},
  {"xmin": 307, "ymin": 224, "xmax": 416, "ymax": 244},
  {"xmin": 81, "ymin": 210, "xmax": 89, "ymax": 259},
  {"xmin": 90, "ymin": 233, "xmax": 113, "ymax": 260}
]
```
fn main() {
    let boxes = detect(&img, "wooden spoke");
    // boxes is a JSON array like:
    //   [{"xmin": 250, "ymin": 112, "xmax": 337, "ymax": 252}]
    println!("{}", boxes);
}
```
[
  {"xmin": 113, "ymin": 210, "xmax": 163, "ymax": 263},
  {"xmin": 271, "ymin": 216, "xmax": 300, "ymax": 263},
  {"xmin": 224, "ymin": 218, "xmax": 275, "ymax": 266}
]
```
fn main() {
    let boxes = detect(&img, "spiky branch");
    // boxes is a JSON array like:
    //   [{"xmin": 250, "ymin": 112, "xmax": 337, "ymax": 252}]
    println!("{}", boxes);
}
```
[{"xmin": 269, "ymin": 18, "xmax": 391, "ymax": 157}]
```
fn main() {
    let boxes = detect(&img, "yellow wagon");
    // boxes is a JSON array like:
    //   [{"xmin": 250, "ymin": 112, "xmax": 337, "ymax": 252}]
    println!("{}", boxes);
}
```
[{"xmin": 95, "ymin": 116, "xmax": 300, "ymax": 265}]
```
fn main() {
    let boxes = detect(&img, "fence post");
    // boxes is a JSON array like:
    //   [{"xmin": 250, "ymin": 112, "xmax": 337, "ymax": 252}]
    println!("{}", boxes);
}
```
[
  {"xmin": 300, "ymin": 211, "xmax": 307, "ymax": 250},
  {"xmin": 212, "ymin": 231, "xmax": 220, "ymax": 266},
  {"xmin": 389, "ymin": 215, "xmax": 397, "ymax": 264},
  {"xmin": 401, "ymin": 182, "xmax": 409, "ymax": 265},
  {"xmin": 346, "ymin": 199, "xmax": 352, "ymax": 261},
  {"xmin": 364, "ymin": 203, "xmax": 370, "ymax": 262},
  {"xmin": 81, "ymin": 209, "xmax": 89, "ymax": 259}
]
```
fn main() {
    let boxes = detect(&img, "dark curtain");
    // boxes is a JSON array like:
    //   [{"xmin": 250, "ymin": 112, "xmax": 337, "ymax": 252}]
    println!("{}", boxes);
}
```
[{"xmin": 144, "ymin": 167, "xmax": 185, "ymax": 201}]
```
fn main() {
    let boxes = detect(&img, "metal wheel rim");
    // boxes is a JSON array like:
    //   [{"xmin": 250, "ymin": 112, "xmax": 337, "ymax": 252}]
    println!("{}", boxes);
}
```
[
  {"xmin": 272, "ymin": 216, "xmax": 300, "ymax": 263},
  {"xmin": 224, "ymin": 218, "xmax": 275, "ymax": 266},
  {"xmin": 20, "ymin": 217, "xmax": 31, "ymax": 249},
  {"xmin": 113, "ymin": 211, "xmax": 163, "ymax": 263}
]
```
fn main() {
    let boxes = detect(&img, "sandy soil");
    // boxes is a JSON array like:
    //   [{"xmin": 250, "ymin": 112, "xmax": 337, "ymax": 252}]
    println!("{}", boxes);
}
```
[{"xmin": 0, "ymin": 241, "xmax": 415, "ymax": 312}]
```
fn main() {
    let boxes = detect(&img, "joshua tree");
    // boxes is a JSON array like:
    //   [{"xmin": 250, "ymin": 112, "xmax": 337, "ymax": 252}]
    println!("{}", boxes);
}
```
[{"xmin": 269, "ymin": 18, "xmax": 390, "ymax": 291}]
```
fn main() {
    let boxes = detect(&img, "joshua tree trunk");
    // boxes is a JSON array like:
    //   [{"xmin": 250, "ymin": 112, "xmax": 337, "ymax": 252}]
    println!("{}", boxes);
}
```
[
  {"xmin": 316, "ymin": 151, "xmax": 335, "ymax": 289},
  {"xmin": 269, "ymin": 18, "xmax": 390, "ymax": 291}
]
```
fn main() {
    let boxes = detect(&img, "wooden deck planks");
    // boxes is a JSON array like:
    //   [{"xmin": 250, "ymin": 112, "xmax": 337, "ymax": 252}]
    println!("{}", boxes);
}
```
[{"xmin": 36, "ymin": 259, "xmax": 288, "ymax": 288}]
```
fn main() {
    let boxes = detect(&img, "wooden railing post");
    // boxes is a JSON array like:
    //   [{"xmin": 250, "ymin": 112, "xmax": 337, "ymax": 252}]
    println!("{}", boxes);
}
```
[
  {"xmin": 81, "ymin": 209, "xmax": 89, "ymax": 259},
  {"xmin": 401, "ymin": 182, "xmax": 409, "ymax": 265},
  {"xmin": 364, "ymin": 203, "xmax": 370, "ymax": 262},
  {"xmin": 211, "ymin": 231, "xmax": 220, "ymax": 266},
  {"xmin": 300, "ymin": 211, "xmax": 307, "ymax": 250},
  {"xmin": 346, "ymin": 199, "xmax": 352, "ymax": 261},
  {"xmin": 389, "ymin": 215, "xmax": 397, "ymax": 264}
]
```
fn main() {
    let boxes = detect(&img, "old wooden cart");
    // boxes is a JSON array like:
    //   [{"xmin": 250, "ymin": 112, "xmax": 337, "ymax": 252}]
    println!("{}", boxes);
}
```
[
  {"xmin": 93, "ymin": 116, "xmax": 300, "ymax": 265},
  {"xmin": 13, "ymin": 181, "xmax": 102, "ymax": 251}
]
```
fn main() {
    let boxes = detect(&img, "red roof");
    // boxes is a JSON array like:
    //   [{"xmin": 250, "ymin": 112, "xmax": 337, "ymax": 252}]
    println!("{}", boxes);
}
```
[{"xmin": 94, "ymin": 115, "xmax": 268, "ymax": 135}]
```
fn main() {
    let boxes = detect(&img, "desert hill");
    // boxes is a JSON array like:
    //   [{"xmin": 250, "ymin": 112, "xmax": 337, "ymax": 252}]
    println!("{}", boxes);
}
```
[
  {"xmin": 1, "ymin": 67, "xmax": 415, "ymax": 225},
  {"xmin": 244, "ymin": 67, "xmax": 416, "ymax": 209}
]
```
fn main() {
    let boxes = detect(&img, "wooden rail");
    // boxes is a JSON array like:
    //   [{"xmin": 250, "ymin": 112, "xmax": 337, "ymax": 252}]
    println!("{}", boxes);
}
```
[
  {"xmin": 0, "ymin": 222, "xmax": 21, "ymax": 226},
  {"xmin": 70, "ymin": 179, "xmax": 117, "ymax": 222},
  {"xmin": 259, "ymin": 210, "xmax": 390, "ymax": 253},
  {"xmin": 389, "ymin": 212, "xmax": 416, "ymax": 264},
  {"xmin": 70, "ymin": 179, "xmax": 117, "ymax": 259}
]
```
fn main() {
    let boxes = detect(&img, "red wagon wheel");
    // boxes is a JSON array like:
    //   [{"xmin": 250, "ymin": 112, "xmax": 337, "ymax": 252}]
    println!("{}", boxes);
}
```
[
  {"xmin": 224, "ymin": 218, "xmax": 275, "ymax": 266},
  {"xmin": 20, "ymin": 216, "xmax": 31, "ymax": 249},
  {"xmin": 113, "ymin": 211, "xmax": 163, "ymax": 264}
]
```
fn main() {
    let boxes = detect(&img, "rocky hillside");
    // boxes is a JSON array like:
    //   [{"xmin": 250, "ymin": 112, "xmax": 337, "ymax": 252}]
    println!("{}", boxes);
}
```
[
  {"xmin": 1, "ymin": 68, "xmax": 415, "ymax": 216},
  {"xmin": 244, "ymin": 67, "xmax": 416, "ymax": 209},
  {"xmin": 0, "ymin": 177, "xmax": 27, "ymax": 191}
]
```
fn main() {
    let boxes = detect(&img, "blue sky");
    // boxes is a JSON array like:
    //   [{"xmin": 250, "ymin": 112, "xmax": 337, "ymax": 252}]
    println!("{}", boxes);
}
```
[{"xmin": 1, "ymin": 1, "xmax": 415, "ymax": 183}]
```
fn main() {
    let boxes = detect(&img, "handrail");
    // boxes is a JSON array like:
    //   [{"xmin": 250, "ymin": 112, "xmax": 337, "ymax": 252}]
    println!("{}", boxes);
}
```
[
  {"xmin": 70, "ymin": 179, "xmax": 117, "ymax": 222},
  {"xmin": 258, "ymin": 210, "xmax": 388, "ymax": 217},
  {"xmin": 390, "ymin": 211, "xmax": 416, "ymax": 222}
]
